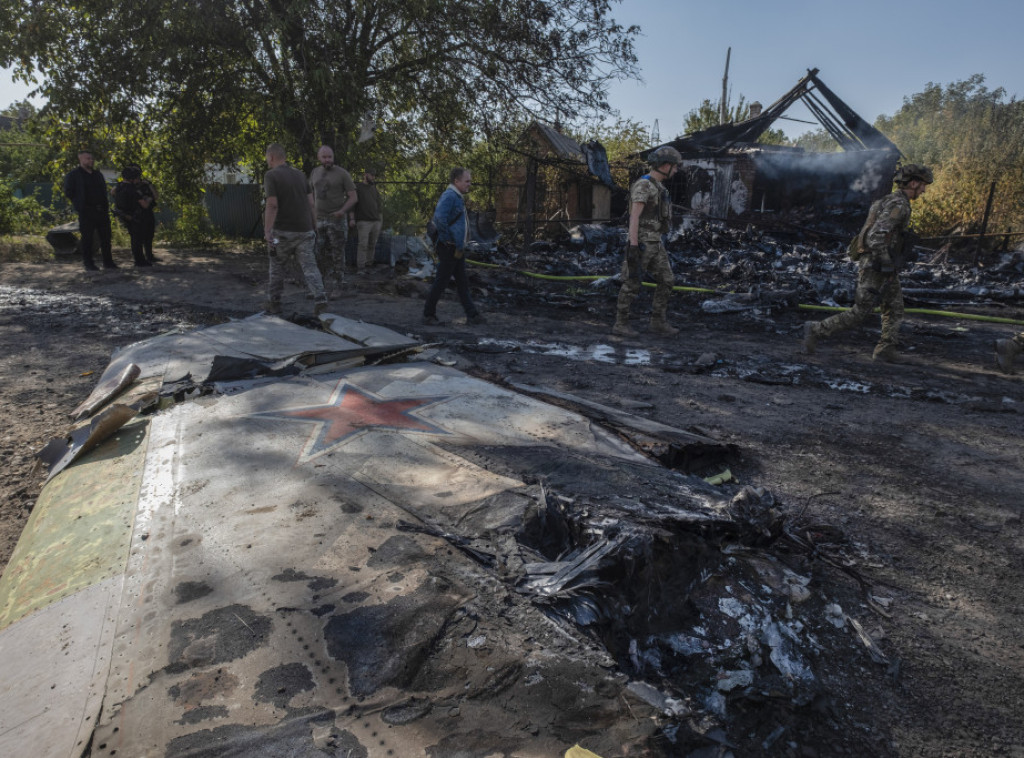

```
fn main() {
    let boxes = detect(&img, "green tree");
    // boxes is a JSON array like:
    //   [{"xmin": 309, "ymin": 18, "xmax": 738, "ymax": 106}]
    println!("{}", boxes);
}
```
[
  {"xmin": 0, "ymin": 101, "xmax": 55, "ymax": 183},
  {"xmin": 875, "ymin": 75, "xmax": 1024, "ymax": 237},
  {"xmin": 2, "ymin": 0, "xmax": 640, "ymax": 240},
  {"xmin": 791, "ymin": 128, "xmax": 841, "ymax": 154},
  {"xmin": 586, "ymin": 117, "xmax": 648, "ymax": 185},
  {"xmin": 681, "ymin": 96, "xmax": 787, "ymax": 145},
  {"xmin": 0, "ymin": 178, "xmax": 48, "ymax": 233}
]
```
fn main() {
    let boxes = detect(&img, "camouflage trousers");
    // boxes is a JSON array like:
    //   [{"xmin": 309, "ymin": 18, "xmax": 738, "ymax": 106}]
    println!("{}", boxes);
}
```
[
  {"xmin": 616, "ymin": 239, "xmax": 675, "ymax": 319},
  {"xmin": 315, "ymin": 216, "xmax": 347, "ymax": 282},
  {"xmin": 267, "ymin": 229, "xmax": 326, "ymax": 303},
  {"xmin": 810, "ymin": 262, "xmax": 903, "ymax": 350}
]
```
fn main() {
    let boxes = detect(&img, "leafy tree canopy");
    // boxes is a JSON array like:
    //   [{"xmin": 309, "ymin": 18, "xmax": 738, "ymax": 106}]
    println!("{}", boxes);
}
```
[
  {"xmin": 875, "ymin": 74, "xmax": 1024, "ymax": 237},
  {"xmin": 584, "ymin": 116, "xmax": 648, "ymax": 185},
  {"xmin": 589, "ymin": 117, "xmax": 649, "ymax": 163},
  {"xmin": 1, "ymin": 0, "xmax": 639, "ymax": 220},
  {"xmin": 790, "ymin": 128, "xmax": 841, "ymax": 154},
  {"xmin": 0, "ymin": 100, "xmax": 56, "ymax": 183}
]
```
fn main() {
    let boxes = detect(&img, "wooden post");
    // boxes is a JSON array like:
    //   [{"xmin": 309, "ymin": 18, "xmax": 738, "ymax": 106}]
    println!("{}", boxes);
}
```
[
  {"xmin": 523, "ymin": 157, "xmax": 537, "ymax": 251},
  {"xmin": 720, "ymin": 47, "xmax": 731, "ymax": 125},
  {"xmin": 974, "ymin": 180, "xmax": 996, "ymax": 267}
]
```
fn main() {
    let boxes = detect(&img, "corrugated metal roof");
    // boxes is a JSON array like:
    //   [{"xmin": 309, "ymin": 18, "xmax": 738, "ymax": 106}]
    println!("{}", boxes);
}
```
[{"xmin": 531, "ymin": 121, "xmax": 585, "ymax": 162}]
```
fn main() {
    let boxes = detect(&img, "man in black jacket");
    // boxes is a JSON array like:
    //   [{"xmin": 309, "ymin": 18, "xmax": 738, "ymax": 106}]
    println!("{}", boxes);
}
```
[{"xmin": 62, "ymin": 149, "xmax": 116, "ymax": 270}]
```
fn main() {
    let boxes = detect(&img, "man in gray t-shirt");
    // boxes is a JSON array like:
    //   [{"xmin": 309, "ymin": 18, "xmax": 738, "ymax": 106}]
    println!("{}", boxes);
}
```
[{"xmin": 263, "ymin": 143, "xmax": 327, "ymax": 316}]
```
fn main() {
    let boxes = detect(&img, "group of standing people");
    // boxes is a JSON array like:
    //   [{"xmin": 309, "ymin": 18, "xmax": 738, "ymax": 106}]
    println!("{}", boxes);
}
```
[
  {"xmin": 63, "ymin": 149, "xmax": 157, "ymax": 270},
  {"xmin": 262, "ymin": 144, "xmax": 483, "ymax": 324},
  {"xmin": 262, "ymin": 143, "xmax": 384, "ymax": 316},
  {"xmin": 65, "ymin": 143, "xmax": 1020, "ymax": 373}
]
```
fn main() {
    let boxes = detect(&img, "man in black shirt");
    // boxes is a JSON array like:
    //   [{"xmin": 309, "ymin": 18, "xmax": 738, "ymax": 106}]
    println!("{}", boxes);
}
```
[{"xmin": 62, "ymin": 149, "xmax": 116, "ymax": 270}]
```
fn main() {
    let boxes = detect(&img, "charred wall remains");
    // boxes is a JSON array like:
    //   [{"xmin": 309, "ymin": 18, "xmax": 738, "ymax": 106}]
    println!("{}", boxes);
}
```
[
  {"xmin": 495, "ymin": 71, "xmax": 902, "ymax": 248},
  {"xmin": 649, "ymin": 69, "xmax": 901, "ymax": 235}
]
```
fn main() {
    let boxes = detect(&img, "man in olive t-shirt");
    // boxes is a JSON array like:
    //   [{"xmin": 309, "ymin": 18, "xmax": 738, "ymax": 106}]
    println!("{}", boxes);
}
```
[
  {"xmin": 309, "ymin": 146, "xmax": 357, "ymax": 286},
  {"xmin": 263, "ymin": 143, "xmax": 327, "ymax": 316}
]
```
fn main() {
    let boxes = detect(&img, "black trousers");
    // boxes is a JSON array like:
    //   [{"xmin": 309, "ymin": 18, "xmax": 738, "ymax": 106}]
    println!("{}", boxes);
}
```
[
  {"xmin": 129, "ymin": 215, "xmax": 156, "ymax": 264},
  {"xmin": 78, "ymin": 210, "xmax": 113, "ymax": 267},
  {"xmin": 424, "ymin": 242, "xmax": 478, "ymax": 318}
]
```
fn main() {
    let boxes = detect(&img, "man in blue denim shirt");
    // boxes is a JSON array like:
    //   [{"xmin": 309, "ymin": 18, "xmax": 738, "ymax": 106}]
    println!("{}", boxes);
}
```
[{"xmin": 422, "ymin": 167, "xmax": 485, "ymax": 325}]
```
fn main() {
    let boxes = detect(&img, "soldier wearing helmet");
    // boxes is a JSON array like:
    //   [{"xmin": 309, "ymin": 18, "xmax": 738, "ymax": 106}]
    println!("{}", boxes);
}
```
[
  {"xmin": 802, "ymin": 162, "xmax": 933, "ymax": 362},
  {"xmin": 612, "ymin": 145, "xmax": 683, "ymax": 337}
]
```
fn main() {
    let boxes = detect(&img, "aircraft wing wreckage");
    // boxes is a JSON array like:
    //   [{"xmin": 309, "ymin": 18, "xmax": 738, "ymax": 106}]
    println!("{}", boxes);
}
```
[{"xmin": 0, "ymin": 314, "xmax": 807, "ymax": 757}]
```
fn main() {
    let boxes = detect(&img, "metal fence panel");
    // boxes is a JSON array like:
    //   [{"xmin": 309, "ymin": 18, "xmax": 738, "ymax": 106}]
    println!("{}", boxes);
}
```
[{"xmin": 203, "ymin": 184, "xmax": 262, "ymax": 238}]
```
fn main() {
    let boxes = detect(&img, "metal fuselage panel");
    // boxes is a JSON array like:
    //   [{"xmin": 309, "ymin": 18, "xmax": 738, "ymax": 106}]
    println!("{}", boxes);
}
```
[{"xmin": 3, "ymin": 362, "xmax": 657, "ymax": 757}]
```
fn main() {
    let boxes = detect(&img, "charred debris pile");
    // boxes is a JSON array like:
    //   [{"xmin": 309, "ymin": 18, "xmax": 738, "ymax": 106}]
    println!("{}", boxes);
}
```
[
  {"xmin": 503, "ymin": 441, "xmax": 892, "ymax": 754},
  {"xmin": 475, "ymin": 217, "xmax": 1024, "ymax": 313}
]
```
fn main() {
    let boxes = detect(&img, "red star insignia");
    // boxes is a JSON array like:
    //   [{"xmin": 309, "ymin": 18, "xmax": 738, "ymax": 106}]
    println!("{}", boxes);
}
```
[{"xmin": 252, "ymin": 381, "xmax": 449, "ymax": 463}]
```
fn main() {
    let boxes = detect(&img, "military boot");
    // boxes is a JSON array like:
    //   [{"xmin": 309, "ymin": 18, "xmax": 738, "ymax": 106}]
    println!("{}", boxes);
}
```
[
  {"xmin": 995, "ymin": 338, "xmax": 1022, "ymax": 374},
  {"xmin": 872, "ymin": 344, "xmax": 902, "ymax": 363},
  {"xmin": 649, "ymin": 316, "xmax": 679, "ymax": 336},
  {"xmin": 612, "ymin": 313, "xmax": 638, "ymax": 337},
  {"xmin": 802, "ymin": 322, "xmax": 818, "ymax": 355},
  {"xmin": 650, "ymin": 323, "xmax": 680, "ymax": 336}
]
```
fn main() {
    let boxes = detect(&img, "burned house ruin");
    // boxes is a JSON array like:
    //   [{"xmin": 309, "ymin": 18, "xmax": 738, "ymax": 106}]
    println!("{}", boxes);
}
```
[
  {"xmin": 496, "ymin": 71, "xmax": 900, "ymax": 248},
  {"xmin": 652, "ymin": 69, "xmax": 901, "ymax": 230}
]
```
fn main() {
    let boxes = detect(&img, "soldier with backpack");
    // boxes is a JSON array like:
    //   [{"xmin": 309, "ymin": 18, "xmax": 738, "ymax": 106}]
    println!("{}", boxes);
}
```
[{"xmin": 802, "ymin": 163, "xmax": 933, "ymax": 363}]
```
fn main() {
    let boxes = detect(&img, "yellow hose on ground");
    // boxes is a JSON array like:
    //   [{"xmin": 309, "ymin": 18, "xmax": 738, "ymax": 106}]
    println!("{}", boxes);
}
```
[
  {"xmin": 798, "ymin": 303, "xmax": 1024, "ymax": 326},
  {"xmin": 465, "ymin": 259, "xmax": 1024, "ymax": 327}
]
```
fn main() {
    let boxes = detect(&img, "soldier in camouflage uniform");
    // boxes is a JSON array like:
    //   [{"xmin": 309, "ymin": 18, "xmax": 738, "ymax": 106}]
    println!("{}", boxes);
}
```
[
  {"xmin": 613, "ymin": 146, "xmax": 682, "ymax": 337},
  {"xmin": 994, "ymin": 332, "xmax": 1024, "ymax": 374},
  {"xmin": 803, "ymin": 163, "xmax": 933, "ymax": 362}
]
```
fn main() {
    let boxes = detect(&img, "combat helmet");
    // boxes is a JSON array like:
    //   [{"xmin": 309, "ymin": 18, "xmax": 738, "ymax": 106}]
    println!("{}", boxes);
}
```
[
  {"xmin": 894, "ymin": 163, "xmax": 933, "ymax": 185},
  {"xmin": 647, "ymin": 145, "xmax": 683, "ymax": 168}
]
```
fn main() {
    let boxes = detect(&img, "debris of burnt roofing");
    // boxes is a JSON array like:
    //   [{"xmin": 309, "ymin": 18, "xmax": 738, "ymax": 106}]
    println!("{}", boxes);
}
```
[
  {"xmin": 639, "ymin": 69, "xmax": 902, "ymax": 224},
  {"xmin": 659, "ymin": 69, "xmax": 899, "ymax": 156}
]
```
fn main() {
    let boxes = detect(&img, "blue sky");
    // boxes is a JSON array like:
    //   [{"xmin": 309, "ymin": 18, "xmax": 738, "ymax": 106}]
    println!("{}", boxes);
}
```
[
  {"xmin": 605, "ymin": 0, "xmax": 1023, "ymax": 141},
  {"xmin": 3, "ymin": 0, "xmax": 1021, "ymax": 143}
]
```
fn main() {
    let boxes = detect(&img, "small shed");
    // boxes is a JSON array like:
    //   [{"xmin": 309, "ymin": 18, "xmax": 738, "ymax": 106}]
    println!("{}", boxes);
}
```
[{"xmin": 496, "ymin": 122, "xmax": 622, "ymax": 243}]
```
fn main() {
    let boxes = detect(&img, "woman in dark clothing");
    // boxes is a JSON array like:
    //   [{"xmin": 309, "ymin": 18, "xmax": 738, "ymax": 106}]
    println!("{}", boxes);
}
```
[{"xmin": 114, "ymin": 165, "xmax": 158, "ymax": 266}]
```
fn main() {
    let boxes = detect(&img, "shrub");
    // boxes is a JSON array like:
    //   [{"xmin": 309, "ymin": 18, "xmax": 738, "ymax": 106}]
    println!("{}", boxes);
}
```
[
  {"xmin": 164, "ymin": 201, "xmax": 217, "ymax": 246},
  {"xmin": 0, "ymin": 180, "xmax": 50, "ymax": 234}
]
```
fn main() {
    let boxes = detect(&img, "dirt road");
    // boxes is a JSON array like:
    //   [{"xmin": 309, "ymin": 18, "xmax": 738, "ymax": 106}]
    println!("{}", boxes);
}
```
[{"xmin": 1, "ymin": 245, "xmax": 1022, "ymax": 756}]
